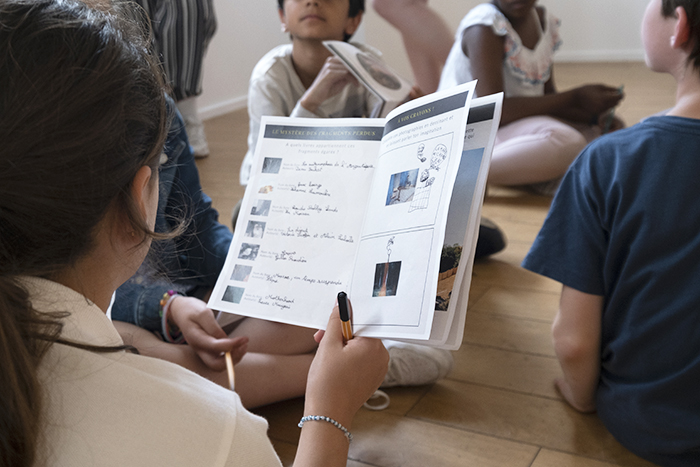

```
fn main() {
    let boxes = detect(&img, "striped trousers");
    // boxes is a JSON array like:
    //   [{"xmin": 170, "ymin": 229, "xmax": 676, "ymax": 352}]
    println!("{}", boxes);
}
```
[{"xmin": 133, "ymin": 0, "xmax": 217, "ymax": 101}]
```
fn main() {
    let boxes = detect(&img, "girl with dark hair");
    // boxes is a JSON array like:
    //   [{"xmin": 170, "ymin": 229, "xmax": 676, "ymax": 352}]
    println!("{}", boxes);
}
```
[
  {"xmin": 0, "ymin": 1, "xmax": 387, "ymax": 466},
  {"xmin": 439, "ymin": 0, "xmax": 625, "ymax": 194}
]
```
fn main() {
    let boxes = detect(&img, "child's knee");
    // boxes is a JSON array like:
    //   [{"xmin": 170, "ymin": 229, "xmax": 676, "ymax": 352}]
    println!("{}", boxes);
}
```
[
  {"xmin": 373, "ymin": 0, "xmax": 415, "ymax": 18},
  {"xmin": 548, "ymin": 124, "xmax": 588, "ymax": 162},
  {"xmin": 371, "ymin": 0, "xmax": 391, "ymax": 15}
]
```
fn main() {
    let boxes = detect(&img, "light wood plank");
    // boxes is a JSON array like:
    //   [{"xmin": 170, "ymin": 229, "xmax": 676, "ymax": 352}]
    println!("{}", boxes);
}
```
[
  {"xmin": 531, "ymin": 449, "xmax": 650, "ymax": 467},
  {"xmin": 472, "ymin": 259, "xmax": 562, "ymax": 293},
  {"xmin": 489, "ymin": 240, "xmax": 540, "ymax": 268},
  {"xmin": 463, "ymin": 311, "xmax": 556, "ymax": 357},
  {"xmin": 450, "ymin": 343, "xmax": 561, "ymax": 398},
  {"xmin": 409, "ymin": 380, "xmax": 656, "ymax": 466},
  {"xmin": 349, "ymin": 410, "xmax": 539, "ymax": 467},
  {"xmin": 471, "ymin": 286, "xmax": 559, "ymax": 321}
]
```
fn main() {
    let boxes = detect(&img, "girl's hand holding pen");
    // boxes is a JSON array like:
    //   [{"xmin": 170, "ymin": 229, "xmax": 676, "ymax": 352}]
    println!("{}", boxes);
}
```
[
  {"xmin": 306, "ymin": 302, "xmax": 389, "ymax": 429},
  {"xmin": 169, "ymin": 296, "xmax": 248, "ymax": 370}
]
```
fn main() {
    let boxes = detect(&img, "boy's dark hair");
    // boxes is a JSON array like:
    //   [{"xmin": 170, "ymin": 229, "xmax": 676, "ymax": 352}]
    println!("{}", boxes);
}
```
[
  {"xmin": 662, "ymin": 0, "xmax": 700, "ymax": 69},
  {"xmin": 277, "ymin": 0, "xmax": 365, "ymax": 41},
  {"xmin": 277, "ymin": 0, "xmax": 364, "ymax": 17}
]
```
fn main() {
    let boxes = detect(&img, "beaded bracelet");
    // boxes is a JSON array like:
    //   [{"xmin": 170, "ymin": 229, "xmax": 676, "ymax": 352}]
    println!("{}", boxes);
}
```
[
  {"xmin": 298, "ymin": 415, "xmax": 353, "ymax": 443},
  {"xmin": 159, "ymin": 290, "xmax": 185, "ymax": 344}
]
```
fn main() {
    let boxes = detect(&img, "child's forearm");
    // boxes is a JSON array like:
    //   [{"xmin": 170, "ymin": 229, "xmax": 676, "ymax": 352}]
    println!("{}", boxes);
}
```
[
  {"xmin": 553, "ymin": 347, "xmax": 600, "ymax": 413},
  {"xmin": 501, "ymin": 92, "xmax": 577, "ymax": 125},
  {"xmin": 552, "ymin": 286, "xmax": 604, "ymax": 413}
]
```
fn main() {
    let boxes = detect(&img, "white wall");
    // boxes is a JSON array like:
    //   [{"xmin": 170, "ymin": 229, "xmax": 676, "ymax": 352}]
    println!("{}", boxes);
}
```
[
  {"xmin": 198, "ymin": 1, "xmax": 287, "ymax": 118},
  {"xmin": 199, "ymin": 0, "xmax": 647, "ymax": 119}
]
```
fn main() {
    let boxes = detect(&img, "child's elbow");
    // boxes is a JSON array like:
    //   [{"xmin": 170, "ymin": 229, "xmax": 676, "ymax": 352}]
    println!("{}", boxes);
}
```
[{"xmin": 551, "ymin": 323, "xmax": 597, "ymax": 364}]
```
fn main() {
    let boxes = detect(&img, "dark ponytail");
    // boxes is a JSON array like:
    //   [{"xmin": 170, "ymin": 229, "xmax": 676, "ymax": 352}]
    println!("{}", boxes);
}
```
[
  {"xmin": 0, "ymin": 277, "xmax": 64, "ymax": 467},
  {"xmin": 0, "ymin": 0, "xmax": 169, "ymax": 465}
]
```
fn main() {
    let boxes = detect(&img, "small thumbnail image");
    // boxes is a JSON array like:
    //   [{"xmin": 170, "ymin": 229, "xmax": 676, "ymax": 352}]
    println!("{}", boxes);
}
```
[
  {"xmin": 245, "ymin": 220, "xmax": 266, "ymax": 239},
  {"xmin": 231, "ymin": 264, "xmax": 252, "ymax": 282},
  {"xmin": 356, "ymin": 52, "xmax": 402, "ymax": 90},
  {"xmin": 251, "ymin": 199, "xmax": 271, "ymax": 217},
  {"xmin": 258, "ymin": 185, "xmax": 274, "ymax": 194},
  {"xmin": 385, "ymin": 169, "xmax": 418, "ymax": 206},
  {"xmin": 261, "ymin": 157, "xmax": 283, "ymax": 174},
  {"xmin": 372, "ymin": 261, "xmax": 402, "ymax": 297},
  {"xmin": 222, "ymin": 285, "xmax": 245, "ymax": 304},
  {"xmin": 238, "ymin": 243, "xmax": 260, "ymax": 261}
]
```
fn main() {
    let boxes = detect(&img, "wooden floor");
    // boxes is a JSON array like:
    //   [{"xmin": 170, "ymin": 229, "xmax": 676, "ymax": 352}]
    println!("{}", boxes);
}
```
[{"xmin": 195, "ymin": 62, "xmax": 676, "ymax": 467}]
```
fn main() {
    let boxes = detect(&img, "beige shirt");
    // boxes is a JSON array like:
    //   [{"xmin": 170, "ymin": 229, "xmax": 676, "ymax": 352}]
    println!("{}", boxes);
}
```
[{"xmin": 27, "ymin": 277, "xmax": 282, "ymax": 467}]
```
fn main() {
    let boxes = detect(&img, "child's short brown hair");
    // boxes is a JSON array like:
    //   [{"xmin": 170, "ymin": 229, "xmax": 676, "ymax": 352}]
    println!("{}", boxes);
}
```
[{"xmin": 662, "ymin": 0, "xmax": 700, "ymax": 69}]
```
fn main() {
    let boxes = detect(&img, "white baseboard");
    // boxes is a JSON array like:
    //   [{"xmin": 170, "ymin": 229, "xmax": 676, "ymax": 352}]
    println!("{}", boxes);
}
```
[
  {"xmin": 554, "ymin": 49, "xmax": 645, "ymax": 62},
  {"xmin": 199, "ymin": 95, "xmax": 247, "ymax": 121}
]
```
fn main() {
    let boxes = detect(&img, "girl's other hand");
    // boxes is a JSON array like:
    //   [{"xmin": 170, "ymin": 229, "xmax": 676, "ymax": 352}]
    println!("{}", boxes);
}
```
[
  {"xmin": 169, "ymin": 296, "xmax": 249, "ymax": 370},
  {"xmin": 305, "ymin": 305, "xmax": 388, "ymax": 428}
]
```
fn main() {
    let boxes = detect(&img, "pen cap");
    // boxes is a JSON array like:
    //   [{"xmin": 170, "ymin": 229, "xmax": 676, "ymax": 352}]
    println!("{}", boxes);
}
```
[{"xmin": 338, "ymin": 291, "xmax": 351, "ymax": 322}]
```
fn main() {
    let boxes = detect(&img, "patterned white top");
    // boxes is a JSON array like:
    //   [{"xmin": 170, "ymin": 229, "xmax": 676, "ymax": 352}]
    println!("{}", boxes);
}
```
[{"xmin": 438, "ymin": 3, "xmax": 562, "ymax": 97}]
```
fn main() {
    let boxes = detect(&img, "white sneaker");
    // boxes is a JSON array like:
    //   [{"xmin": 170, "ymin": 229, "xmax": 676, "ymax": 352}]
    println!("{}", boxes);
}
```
[
  {"xmin": 381, "ymin": 340, "xmax": 453, "ymax": 388},
  {"xmin": 176, "ymin": 98, "xmax": 210, "ymax": 158}
]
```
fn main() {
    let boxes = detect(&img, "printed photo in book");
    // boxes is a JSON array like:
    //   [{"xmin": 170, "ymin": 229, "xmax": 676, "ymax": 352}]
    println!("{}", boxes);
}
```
[{"xmin": 208, "ymin": 82, "xmax": 501, "ymax": 348}]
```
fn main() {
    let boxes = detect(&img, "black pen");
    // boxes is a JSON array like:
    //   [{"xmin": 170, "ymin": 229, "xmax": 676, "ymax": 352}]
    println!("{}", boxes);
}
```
[{"xmin": 337, "ymin": 291, "xmax": 353, "ymax": 340}]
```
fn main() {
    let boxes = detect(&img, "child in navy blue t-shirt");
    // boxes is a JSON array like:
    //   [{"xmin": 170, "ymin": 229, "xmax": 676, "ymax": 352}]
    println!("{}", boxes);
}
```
[{"xmin": 523, "ymin": 1, "xmax": 700, "ymax": 465}]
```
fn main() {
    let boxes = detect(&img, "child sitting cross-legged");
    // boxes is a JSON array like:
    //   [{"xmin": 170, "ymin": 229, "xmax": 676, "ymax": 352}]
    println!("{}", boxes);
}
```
[
  {"xmin": 523, "ymin": 0, "xmax": 700, "ymax": 464},
  {"xmin": 439, "ymin": 0, "xmax": 625, "ymax": 195}
]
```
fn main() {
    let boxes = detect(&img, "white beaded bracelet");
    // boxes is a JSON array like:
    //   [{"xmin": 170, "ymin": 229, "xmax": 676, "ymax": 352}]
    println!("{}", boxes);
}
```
[{"xmin": 298, "ymin": 415, "xmax": 353, "ymax": 443}]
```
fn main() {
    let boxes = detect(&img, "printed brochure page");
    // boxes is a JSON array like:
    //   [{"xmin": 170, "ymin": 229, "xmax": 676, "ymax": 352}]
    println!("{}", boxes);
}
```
[{"xmin": 209, "ymin": 82, "xmax": 476, "ymax": 342}]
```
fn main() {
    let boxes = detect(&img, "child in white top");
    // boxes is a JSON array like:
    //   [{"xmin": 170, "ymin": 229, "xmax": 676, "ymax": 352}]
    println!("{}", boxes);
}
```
[{"xmin": 439, "ymin": 1, "xmax": 624, "ymax": 193}]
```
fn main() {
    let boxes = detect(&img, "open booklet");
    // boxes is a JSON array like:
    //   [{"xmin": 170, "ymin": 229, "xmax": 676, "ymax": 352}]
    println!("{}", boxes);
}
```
[
  {"xmin": 209, "ymin": 82, "xmax": 503, "ymax": 349},
  {"xmin": 323, "ymin": 40, "xmax": 413, "ymax": 118},
  {"xmin": 404, "ymin": 92, "xmax": 503, "ymax": 349}
]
